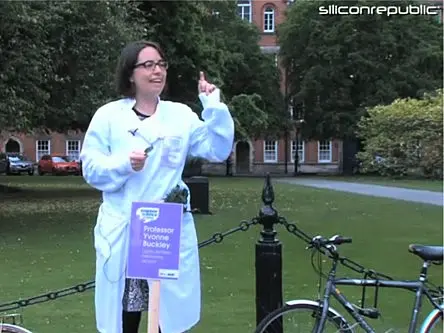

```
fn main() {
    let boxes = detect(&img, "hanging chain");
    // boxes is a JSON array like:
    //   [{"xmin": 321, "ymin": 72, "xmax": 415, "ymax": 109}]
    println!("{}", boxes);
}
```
[
  {"xmin": 198, "ymin": 218, "xmax": 258, "ymax": 248},
  {"xmin": 0, "ymin": 282, "xmax": 96, "ymax": 313},
  {"xmin": 0, "ymin": 218, "xmax": 258, "ymax": 313}
]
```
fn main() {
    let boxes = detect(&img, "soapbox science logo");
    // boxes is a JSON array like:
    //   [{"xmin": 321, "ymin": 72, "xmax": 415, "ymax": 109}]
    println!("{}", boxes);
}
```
[{"xmin": 136, "ymin": 206, "xmax": 160, "ymax": 224}]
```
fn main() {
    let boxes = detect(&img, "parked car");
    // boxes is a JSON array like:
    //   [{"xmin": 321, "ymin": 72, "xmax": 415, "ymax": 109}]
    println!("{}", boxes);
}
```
[
  {"xmin": 38, "ymin": 154, "xmax": 81, "ymax": 175},
  {"xmin": 0, "ymin": 152, "xmax": 9, "ymax": 174},
  {"xmin": 5, "ymin": 153, "xmax": 34, "ymax": 175}
]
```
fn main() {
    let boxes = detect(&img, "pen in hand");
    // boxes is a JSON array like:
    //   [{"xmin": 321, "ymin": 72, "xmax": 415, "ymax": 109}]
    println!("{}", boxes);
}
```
[{"xmin": 144, "ymin": 145, "xmax": 154, "ymax": 157}]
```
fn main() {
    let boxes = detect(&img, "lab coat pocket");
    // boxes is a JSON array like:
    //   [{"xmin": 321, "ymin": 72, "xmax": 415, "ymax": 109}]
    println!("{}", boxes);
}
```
[
  {"xmin": 94, "ymin": 206, "xmax": 129, "ymax": 259},
  {"xmin": 160, "ymin": 135, "xmax": 184, "ymax": 169}
]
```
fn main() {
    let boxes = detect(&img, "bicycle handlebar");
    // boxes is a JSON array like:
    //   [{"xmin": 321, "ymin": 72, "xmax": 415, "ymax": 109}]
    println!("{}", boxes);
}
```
[{"xmin": 310, "ymin": 234, "xmax": 353, "ymax": 247}]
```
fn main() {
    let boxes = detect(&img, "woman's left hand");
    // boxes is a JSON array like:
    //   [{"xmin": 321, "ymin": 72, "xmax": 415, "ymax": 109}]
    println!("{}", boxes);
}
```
[{"xmin": 198, "ymin": 71, "xmax": 216, "ymax": 96}]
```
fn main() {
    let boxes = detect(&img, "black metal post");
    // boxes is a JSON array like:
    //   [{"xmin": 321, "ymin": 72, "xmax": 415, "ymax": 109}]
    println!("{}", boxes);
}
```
[
  {"xmin": 255, "ymin": 174, "xmax": 283, "ymax": 332},
  {"xmin": 284, "ymin": 129, "xmax": 288, "ymax": 174},
  {"xmin": 284, "ymin": 65, "xmax": 289, "ymax": 175},
  {"xmin": 225, "ymin": 156, "xmax": 232, "ymax": 176}
]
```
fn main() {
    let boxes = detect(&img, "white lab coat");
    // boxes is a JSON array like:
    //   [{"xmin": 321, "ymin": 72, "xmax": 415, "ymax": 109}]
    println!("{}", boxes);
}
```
[{"xmin": 80, "ymin": 89, "xmax": 234, "ymax": 333}]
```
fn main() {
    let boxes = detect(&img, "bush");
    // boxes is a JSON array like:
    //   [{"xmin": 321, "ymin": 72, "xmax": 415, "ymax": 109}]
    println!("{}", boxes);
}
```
[{"xmin": 356, "ymin": 89, "xmax": 443, "ymax": 179}]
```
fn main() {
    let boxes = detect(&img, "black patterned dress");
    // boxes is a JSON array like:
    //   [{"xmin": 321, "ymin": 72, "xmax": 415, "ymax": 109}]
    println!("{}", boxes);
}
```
[{"xmin": 122, "ymin": 278, "xmax": 149, "ymax": 312}]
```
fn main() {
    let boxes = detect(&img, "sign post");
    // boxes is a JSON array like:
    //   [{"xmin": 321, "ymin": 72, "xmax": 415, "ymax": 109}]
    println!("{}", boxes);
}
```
[{"xmin": 127, "ymin": 201, "xmax": 183, "ymax": 333}]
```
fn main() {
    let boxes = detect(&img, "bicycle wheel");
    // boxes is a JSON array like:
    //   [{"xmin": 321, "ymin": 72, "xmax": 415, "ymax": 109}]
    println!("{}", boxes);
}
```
[
  {"xmin": 420, "ymin": 306, "xmax": 443, "ymax": 333},
  {"xmin": 0, "ymin": 323, "xmax": 33, "ymax": 333},
  {"xmin": 254, "ymin": 300, "xmax": 353, "ymax": 333}
]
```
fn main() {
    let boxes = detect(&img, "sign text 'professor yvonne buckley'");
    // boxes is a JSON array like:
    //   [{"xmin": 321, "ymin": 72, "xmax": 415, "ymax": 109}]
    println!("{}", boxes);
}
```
[{"xmin": 127, "ymin": 202, "xmax": 183, "ymax": 280}]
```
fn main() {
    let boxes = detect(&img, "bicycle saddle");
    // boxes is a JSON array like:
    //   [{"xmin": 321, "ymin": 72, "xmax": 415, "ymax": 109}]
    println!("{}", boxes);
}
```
[{"xmin": 408, "ymin": 244, "xmax": 444, "ymax": 262}]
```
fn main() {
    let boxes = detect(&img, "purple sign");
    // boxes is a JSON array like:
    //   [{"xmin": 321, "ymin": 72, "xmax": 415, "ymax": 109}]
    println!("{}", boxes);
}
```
[{"xmin": 127, "ymin": 201, "xmax": 183, "ymax": 280}]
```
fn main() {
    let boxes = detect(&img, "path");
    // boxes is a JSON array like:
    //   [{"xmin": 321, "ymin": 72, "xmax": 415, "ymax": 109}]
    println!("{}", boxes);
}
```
[{"xmin": 276, "ymin": 178, "xmax": 443, "ymax": 206}]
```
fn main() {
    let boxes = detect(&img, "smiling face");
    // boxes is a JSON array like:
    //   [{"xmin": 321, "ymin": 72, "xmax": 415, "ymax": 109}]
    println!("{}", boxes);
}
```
[{"xmin": 131, "ymin": 46, "xmax": 168, "ymax": 98}]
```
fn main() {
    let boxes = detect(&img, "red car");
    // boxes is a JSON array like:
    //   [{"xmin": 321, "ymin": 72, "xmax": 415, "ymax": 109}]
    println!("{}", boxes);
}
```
[{"xmin": 38, "ymin": 154, "xmax": 81, "ymax": 175}]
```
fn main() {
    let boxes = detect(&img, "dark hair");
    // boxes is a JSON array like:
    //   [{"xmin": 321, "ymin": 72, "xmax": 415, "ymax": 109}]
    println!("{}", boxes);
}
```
[{"xmin": 115, "ymin": 40, "xmax": 167, "ymax": 97}]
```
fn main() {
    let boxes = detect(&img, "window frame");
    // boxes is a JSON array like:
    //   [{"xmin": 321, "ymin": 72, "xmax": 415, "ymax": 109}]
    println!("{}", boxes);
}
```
[
  {"xmin": 35, "ymin": 140, "xmax": 51, "ymax": 162},
  {"xmin": 263, "ymin": 140, "xmax": 278, "ymax": 163},
  {"xmin": 66, "ymin": 139, "xmax": 81, "ymax": 162},
  {"xmin": 263, "ymin": 6, "xmax": 275, "ymax": 33},
  {"xmin": 291, "ymin": 140, "xmax": 305, "ymax": 163},
  {"xmin": 237, "ymin": 0, "xmax": 252, "ymax": 22},
  {"xmin": 318, "ymin": 140, "xmax": 332, "ymax": 163}
]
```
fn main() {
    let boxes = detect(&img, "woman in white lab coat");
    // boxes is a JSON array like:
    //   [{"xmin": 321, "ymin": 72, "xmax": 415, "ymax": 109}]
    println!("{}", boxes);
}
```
[{"xmin": 80, "ymin": 40, "xmax": 234, "ymax": 333}]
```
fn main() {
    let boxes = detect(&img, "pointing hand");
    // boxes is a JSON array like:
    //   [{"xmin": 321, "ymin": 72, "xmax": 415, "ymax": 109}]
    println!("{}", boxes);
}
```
[{"xmin": 198, "ymin": 71, "xmax": 216, "ymax": 96}]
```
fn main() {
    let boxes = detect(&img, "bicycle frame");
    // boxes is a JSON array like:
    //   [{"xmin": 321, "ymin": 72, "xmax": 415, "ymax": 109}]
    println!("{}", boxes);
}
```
[{"xmin": 316, "ymin": 258, "xmax": 443, "ymax": 333}]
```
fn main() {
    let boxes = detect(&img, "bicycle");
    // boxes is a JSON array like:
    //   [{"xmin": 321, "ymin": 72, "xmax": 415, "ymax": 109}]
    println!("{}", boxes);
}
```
[
  {"xmin": 0, "ymin": 314, "xmax": 32, "ymax": 333},
  {"xmin": 255, "ymin": 234, "xmax": 443, "ymax": 333}
]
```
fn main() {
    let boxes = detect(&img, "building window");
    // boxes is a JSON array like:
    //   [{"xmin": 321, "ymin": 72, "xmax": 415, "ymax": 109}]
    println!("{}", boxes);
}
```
[
  {"xmin": 36, "ymin": 140, "xmax": 50, "ymax": 162},
  {"xmin": 318, "ymin": 140, "xmax": 332, "ymax": 163},
  {"xmin": 237, "ymin": 0, "xmax": 251, "ymax": 22},
  {"xmin": 264, "ymin": 140, "xmax": 278, "ymax": 163},
  {"xmin": 264, "ymin": 6, "xmax": 275, "ymax": 32},
  {"xmin": 66, "ymin": 140, "xmax": 81, "ymax": 161},
  {"xmin": 291, "ymin": 141, "xmax": 304, "ymax": 163}
]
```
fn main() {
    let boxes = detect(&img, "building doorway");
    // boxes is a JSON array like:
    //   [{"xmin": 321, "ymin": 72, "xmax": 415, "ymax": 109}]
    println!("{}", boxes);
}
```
[
  {"xmin": 235, "ymin": 141, "xmax": 250, "ymax": 174},
  {"xmin": 5, "ymin": 138, "xmax": 21, "ymax": 153}
]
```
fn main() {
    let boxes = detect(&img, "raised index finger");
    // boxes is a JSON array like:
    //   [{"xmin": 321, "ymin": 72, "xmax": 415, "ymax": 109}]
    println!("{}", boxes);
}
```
[{"xmin": 199, "ymin": 71, "xmax": 205, "ymax": 81}]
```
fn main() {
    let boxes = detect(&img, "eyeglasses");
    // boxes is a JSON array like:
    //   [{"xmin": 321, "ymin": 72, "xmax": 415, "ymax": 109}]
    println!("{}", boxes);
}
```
[{"xmin": 134, "ymin": 60, "xmax": 168, "ymax": 71}]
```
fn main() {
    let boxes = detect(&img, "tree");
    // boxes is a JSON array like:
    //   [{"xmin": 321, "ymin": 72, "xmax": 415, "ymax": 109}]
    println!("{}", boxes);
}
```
[
  {"xmin": 278, "ymin": 0, "xmax": 443, "ymax": 140},
  {"xmin": 356, "ymin": 89, "xmax": 443, "ymax": 178},
  {"xmin": 42, "ymin": 1, "xmax": 145, "ymax": 131},
  {"xmin": 0, "ymin": 1, "xmax": 143, "ymax": 132},
  {"xmin": 228, "ymin": 93, "xmax": 269, "ymax": 140},
  {"xmin": 0, "ymin": 1, "xmax": 53, "ymax": 132}
]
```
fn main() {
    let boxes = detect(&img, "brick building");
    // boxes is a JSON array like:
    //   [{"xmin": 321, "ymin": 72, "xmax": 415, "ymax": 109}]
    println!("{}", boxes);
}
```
[{"xmin": 0, "ymin": 131, "xmax": 83, "ymax": 163}]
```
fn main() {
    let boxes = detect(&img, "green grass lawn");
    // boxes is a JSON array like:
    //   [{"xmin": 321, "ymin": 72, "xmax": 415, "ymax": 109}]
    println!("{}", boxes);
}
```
[
  {"xmin": 310, "ymin": 174, "xmax": 443, "ymax": 192},
  {"xmin": 0, "ymin": 176, "xmax": 442, "ymax": 333}
]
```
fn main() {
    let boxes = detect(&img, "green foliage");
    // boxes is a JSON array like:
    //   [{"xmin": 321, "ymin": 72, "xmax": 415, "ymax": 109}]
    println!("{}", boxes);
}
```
[
  {"xmin": 163, "ymin": 185, "xmax": 188, "ymax": 206},
  {"xmin": 228, "ymin": 93, "xmax": 268, "ymax": 140},
  {"xmin": 278, "ymin": 0, "xmax": 443, "ymax": 140},
  {"xmin": 356, "ymin": 89, "xmax": 443, "ymax": 178},
  {"xmin": 0, "ymin": 2, "xmax": 53, "ymax": 131},
  {"xmin": 44, "ymin": 1, "xmax": 145, "ymax": 131},
  {"xmin": 0, "ymin": 1, "xmax": 144, "ymax": 132}
]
